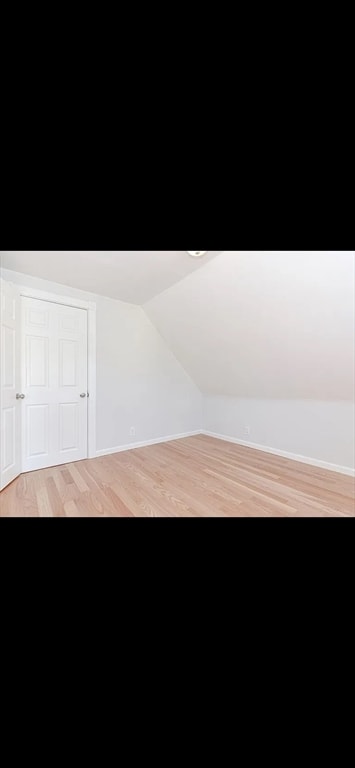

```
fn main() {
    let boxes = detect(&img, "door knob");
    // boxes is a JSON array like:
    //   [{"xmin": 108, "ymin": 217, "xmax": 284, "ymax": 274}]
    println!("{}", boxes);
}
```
[
  {"xmin": 16, "ymin": 393, "xmax": 25, "ymax": 399},
  {"xmin": 80, "ymin": 393, "xmax": 87, "ymax": 398}
]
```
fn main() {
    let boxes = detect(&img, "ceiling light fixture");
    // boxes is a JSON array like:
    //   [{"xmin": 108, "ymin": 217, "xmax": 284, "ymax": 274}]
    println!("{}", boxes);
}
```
[{"xmin": 187, "ymin": 251, "xmax": 208, "ymax": 258}]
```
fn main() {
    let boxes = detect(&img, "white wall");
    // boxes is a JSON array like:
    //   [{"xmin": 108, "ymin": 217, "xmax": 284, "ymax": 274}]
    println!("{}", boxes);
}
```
[
  {"xmin": 204, "ymin": 396, "xmax": 355, "ymax": 472},
  {"xmin": 146, "ymin": 251, "xmax": 355, "ymax": 472},
  {"xmin": 0, "ymin": 268, "xmax": 202, "ymax": 453},
  {"xmin": 146, "ymin": 251, "xmax": 355, "ymax": 400}
]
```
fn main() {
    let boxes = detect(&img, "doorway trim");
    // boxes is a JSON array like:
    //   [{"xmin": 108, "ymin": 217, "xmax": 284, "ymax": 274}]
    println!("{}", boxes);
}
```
[{"xmin": 18, "ymin": 285, "xmax": 96, "ymax": 460}]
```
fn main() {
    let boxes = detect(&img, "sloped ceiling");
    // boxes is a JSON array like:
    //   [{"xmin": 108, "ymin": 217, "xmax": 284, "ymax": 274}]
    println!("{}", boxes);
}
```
[
  {"xmin": 0, "ymin": 251, "xmax": 221, "ymax": 304},
  {"xmin": 145, "ymin": 251, "xmax": 355, "ymax": 400}
]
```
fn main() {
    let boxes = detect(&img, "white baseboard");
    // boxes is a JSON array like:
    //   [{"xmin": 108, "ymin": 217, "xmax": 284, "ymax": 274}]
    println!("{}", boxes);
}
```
[
  {"xmin": 95, "ymin": 429, "xmax": 355, "ymax": 477},
  {"xmin": 96, "ymin": 430, "xmax": 201, "ymax": 458},
  {"xmin": 201, "ymin": 430, "xmax": 355, "ymax": 477}
]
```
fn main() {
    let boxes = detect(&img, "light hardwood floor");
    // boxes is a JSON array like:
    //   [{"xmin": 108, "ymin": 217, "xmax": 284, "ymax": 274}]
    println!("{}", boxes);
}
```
[{"xmin": 0, "ymin": 435, "xmax": 354, "ymax": 517}]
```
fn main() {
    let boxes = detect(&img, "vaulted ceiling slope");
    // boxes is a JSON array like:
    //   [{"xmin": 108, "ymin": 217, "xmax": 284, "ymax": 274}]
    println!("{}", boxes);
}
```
[
  {"xmin": 145, "ymin": 251, "xmax": 355, "ymax": 400},
  {"xmin": 0, "ymin": 251, "xmax": 221, "ymax": 304}
]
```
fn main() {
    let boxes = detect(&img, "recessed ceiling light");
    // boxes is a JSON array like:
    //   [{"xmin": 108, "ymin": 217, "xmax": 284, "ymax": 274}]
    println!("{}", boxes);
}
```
[{"xmin": 187, "ymin": 251, "xmax": 208, "ymax": 258}]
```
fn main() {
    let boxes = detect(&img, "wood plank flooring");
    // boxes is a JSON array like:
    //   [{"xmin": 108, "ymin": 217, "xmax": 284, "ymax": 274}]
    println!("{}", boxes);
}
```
[{"xmin": 0, "ymin": 435, "xmax": 354, "ymax": 517}]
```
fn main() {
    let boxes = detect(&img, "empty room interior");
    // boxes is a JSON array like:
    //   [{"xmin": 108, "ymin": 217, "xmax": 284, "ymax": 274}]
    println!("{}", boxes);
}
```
[{"xmin": 0, "ymin": 250, "xmax": 354, "ymax": 517}]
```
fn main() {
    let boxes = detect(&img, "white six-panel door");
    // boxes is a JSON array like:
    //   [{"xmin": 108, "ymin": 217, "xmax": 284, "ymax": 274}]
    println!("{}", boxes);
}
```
[
  {"xmin": 21, "ymin": 298, "xmax": 88, "ymax": 472},
  {"xmin": 0, "ymin": 279, "xmax": 21, "ymax": 490}
]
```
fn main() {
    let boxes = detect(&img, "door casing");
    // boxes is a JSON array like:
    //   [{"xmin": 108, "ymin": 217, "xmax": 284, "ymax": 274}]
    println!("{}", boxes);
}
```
[
  {"xmin": 18, "ymin": 285, "xmax": 96, "ymax": 467},
  {"xmin": 0, "ymin": 278, "xmax": 21, "ymax": 489}
]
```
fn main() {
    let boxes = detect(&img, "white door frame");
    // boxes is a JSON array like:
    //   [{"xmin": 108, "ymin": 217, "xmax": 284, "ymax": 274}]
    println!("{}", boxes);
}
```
[
  {"xmin": 18, "ymin": 285, "xmax": 96, "ymax": 462},
  {"xmin": 0, "ymin": 277, "xmax": 21, "ymax": 489}
]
